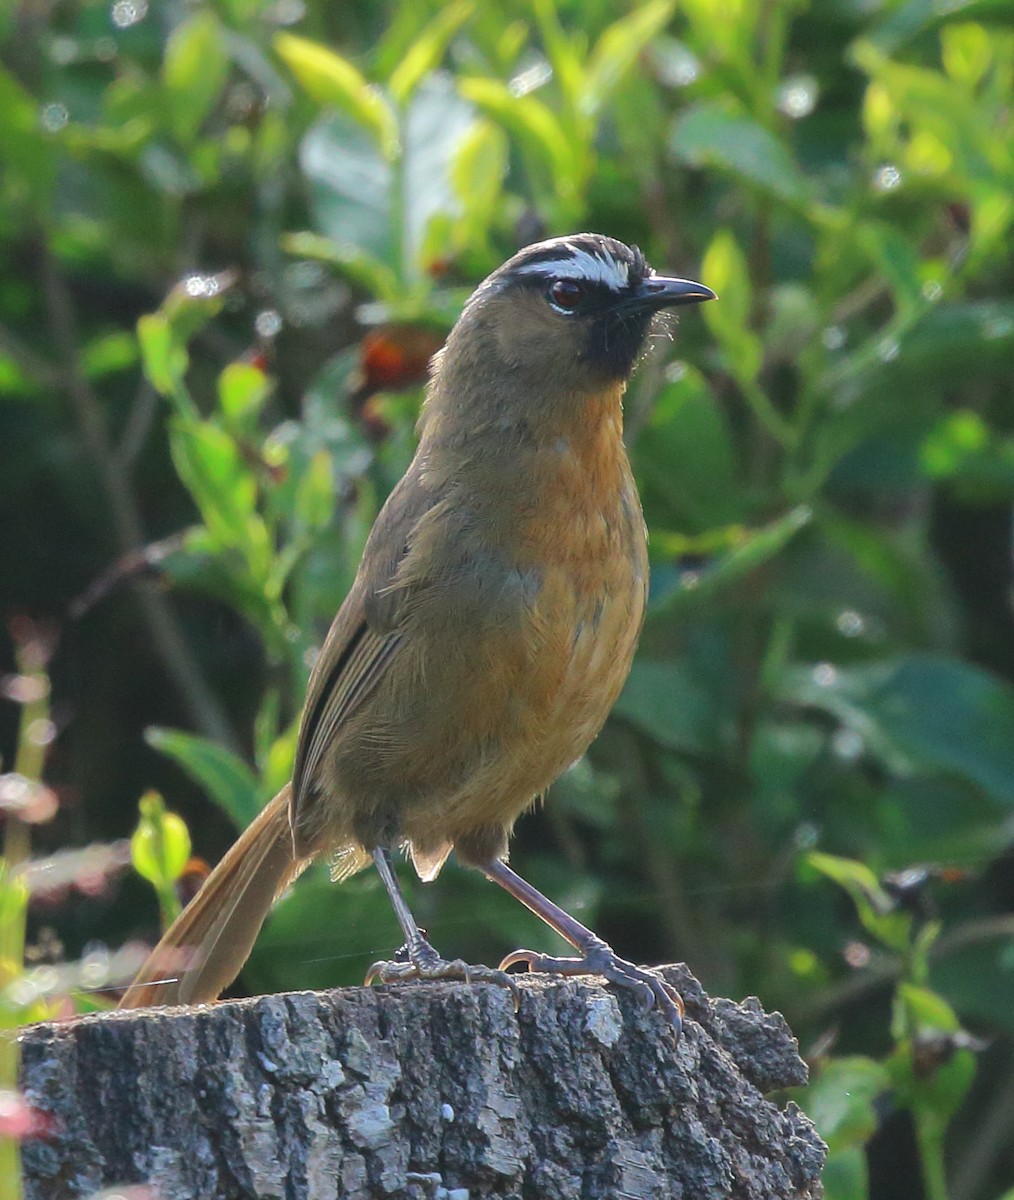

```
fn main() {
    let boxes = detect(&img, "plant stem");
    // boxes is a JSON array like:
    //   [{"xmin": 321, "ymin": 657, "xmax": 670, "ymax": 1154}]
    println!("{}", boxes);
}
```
[{"xmin": 914, "ymin": 1109, "xmax": 950, "ymax": 1200}]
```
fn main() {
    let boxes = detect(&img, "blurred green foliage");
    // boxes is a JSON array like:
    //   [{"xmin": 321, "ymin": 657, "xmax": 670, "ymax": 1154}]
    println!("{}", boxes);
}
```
[{"xmin": 1, "ymin": 1, "xmax": 1013, "ymax": 1197}]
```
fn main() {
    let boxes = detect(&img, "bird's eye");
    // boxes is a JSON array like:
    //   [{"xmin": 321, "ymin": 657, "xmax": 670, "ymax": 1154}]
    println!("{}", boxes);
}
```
[{"xmin": 548, "ymin": 278, "xmax": 586, "ymax": 313}]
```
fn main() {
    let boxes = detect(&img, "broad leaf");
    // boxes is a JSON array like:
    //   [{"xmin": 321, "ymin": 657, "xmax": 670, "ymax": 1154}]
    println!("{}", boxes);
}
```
[{"xmin": 146, "ymin": 727, "xmax": 262, "ymax": 830}]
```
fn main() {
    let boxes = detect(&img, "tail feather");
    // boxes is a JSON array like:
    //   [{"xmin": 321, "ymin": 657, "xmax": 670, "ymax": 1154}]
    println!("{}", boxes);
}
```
[{"xmin": 118, "ymin": 786, "xmax": 310, "ymax": 1009}]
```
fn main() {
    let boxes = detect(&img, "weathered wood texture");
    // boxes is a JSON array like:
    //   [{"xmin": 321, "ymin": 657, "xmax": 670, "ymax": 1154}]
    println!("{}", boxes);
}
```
[{"xmin": 20, "ymin": 965, "xmax": 824, "ymax": 1200}]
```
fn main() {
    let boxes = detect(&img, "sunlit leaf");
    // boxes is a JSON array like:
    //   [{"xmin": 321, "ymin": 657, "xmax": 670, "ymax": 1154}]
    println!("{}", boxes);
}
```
[
  {"xmin": 162, "ymin": 12, "xmax": 230, "ymax": 144},
  {"xmin": 137, "ymin": 314, "xmax": 188, "ymax": 398},
  {"xmin": 281, "ymin": 231, "xmax": 400, "ymax": 299},
  {"xmin": 700, "ymin": 229, "xmax": 763, "ymax": 384},
  {"xmin": 531, "ymin": 0, "xmax": 585, "ymax": 115},
  {"xmin": 294, "ymin": 448, "xmax": 336, "ymax": 532},
  {"xmin": 130, "ymin": 791, "xmax": 191, "ymax": 888},
  {"xmin": 302, "ymin": 76, "xmax": 476, "ymax": 280},
  {"xmin": 459, "ymin": 77, "xmax": 581, "ymax": 203},
  {"xmin": 583, "ymin": 0, "xmax": 675, "ymax": 118},
  {"xmin": 451, "ymin": 120, "xmax": 508, "ymax": 248},
  {"xmin": 168, "ymin": 418, "xmax": 272, "ymax": 581},
  {"xmin": 80, "ymin": 331, "xmax": 138, "ymax": 380},
  {"xmin": 218, "ymin": 361, "xmax": 271, "ymax": 430},
  {"xmin": 941, "ymin": 23, "xmax": 993, "ymax": 88},
  {"xmin": 897, "ymin": 983, "xmax": 961, "ymax": 1034},
  {"xmin": 388, "ymin": 1, "xmax": 473, "ymax": 107},
  {"xmin": 647, "ymin": 506, "xmax": 813, "ymax": 620},
  {"xmin": 851, "ymin": 40, "xmax": 1013, "ymax": 185},
  {"xmin": 275, "ymin": 32, "xmax": 398, "ymax": 158}
]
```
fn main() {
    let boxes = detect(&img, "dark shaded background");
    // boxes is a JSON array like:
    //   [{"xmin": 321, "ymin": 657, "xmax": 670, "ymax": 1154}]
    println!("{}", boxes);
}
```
[{"xmin": 2, "ymin": 2, "xmax": 1014, "ymax": 1198}]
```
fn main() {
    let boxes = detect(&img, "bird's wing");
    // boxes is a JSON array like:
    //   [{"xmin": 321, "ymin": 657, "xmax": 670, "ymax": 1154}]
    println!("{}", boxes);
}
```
[
  {"xmin": 290, "ymin": 465, "xmax": 434, "ymax": 838},
  {"xmin": 291, "ymin": 600, "xmax": 401, "ymax": 805}
]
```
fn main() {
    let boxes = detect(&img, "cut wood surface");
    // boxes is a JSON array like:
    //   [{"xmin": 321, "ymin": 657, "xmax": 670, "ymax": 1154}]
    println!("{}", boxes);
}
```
[{"xmin": 20, "ymin": 965, "xmax": 825, "ymax": 1199}]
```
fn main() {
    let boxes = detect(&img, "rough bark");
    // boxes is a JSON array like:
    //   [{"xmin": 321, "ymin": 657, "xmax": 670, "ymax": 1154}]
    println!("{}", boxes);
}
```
[{"xmin": 20, "ymin": 965, "xmax": 825, "ymax": 1200}]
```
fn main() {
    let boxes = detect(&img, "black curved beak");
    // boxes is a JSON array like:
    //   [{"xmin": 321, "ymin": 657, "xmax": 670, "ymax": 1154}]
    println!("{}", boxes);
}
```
[{"xmin": 630, "ymin": 274, "xmax": 717, "ymax": 310}]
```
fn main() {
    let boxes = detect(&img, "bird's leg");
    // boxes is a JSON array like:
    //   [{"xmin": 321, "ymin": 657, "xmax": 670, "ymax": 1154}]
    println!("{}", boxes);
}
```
[
  {"xmin": 482, "ymin": 857, "xmax": 684, "ymax": 1032},
  {"xmin": 364, "ymin": 847, "xmax": 519, "ymax": 1007}
]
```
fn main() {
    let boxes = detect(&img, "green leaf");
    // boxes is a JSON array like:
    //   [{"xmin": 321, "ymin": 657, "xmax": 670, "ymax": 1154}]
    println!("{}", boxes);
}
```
[
  {"xmin": 670, "ymin": 101, "xmax": 813, "ymax": 209},
  {"xmin": 218, "ymin": 361, "xmax": 271, "ymax": 430},
  {"xmin": 275, "ymin": 32, "xmax": 398, "ymax": 158},
  {"xmin": 164, "ymin": 528, "xmax": 286, "ymax": 651},
  {"xmin": 294, "ymin": 448, "xmax": 336, "ymax": 532},
  {"xmin": 146, "ymin": 727, "xmax": 261, "ymax": 829},
  {"xmin": 700, "ymin": 229, "xmax": 762, "ymax": 385},
  {"xmin": 897, "ymin": 983, "xmax": 961, "ymax": 1035},
  {"xmin": 531, "ymin": 0, "xmax": 585, "ymax": 115},
  {"xmin": 614, "ymin": 659, "xmax": 725, "ymax": 755},
  {"xmin": 302, "ymin": 75, "xmax": 477, "ymax": 279},
  {"xmin": 388, "ymin": 1, "xmax": 473, "ymax": 107},
  {"xmin": 634, "ymin": 366, "xmax": 743, "ymax": 532},
  {"xmin": 401, "ymin": 75, "xmax": 481, "ymax": 274},
  {"xmin": 169, "ymin": 418, "xmax": 272, "ymax": 581},
  {"xmin": 851, "ymin": 40, "xmax": 1012, "ymax": 186},
  {"xmin": 647, "ymin": 506, "xmax": 813, "ymax": 620},
  {"xmin": 450, "ymin": 120, "xmax": 508, "ymax": 248},
  {"xmin": 783, "ymin": 655, "xmax": 1014, "ymax": 806},
  {"xmin": 819, "ymin": 1148, "xmax": 869, "ymax": 1200},
  {"xmin": 807, "ymin": 851, "xmax": 912, "ymax": 952},
  {"xmin": 888, "ymin": 1024, "xmax": 977, "ymax": 1123},
  {"xmin": 137, "ymin": 313, "xmax": 188, "ymax": 398},
  {"xmin": 263, "ymin": 721, "xmax": 300, "ymax": 798},
  {"xmin": 459, "ymin": 77, "xmax": 581, "ymax": 203},
  {"xmin": 163, "ymin": 12, "xmax": 230, "ymax": 144},
  {"xmin": 280, "ymin": 232, "xmax": 400, "ymax": 300},
  {"xmin": 583, "ymin": 0, "xmax": 675, "ymax": 118},
  {"xmin": 0, "ymin": 65, "xmax": 56, "ymax": 204},
  {"xmin": 869, "ymin": 0, "xmax": 1014, "ymax": 54},
  {"xmin": 80, "ymin": 331, "xmax": 139, "ymax": 381},
  {"xmin": 130, "ymin": 790, "xmax": 191, "ymax": 888},
  {"xmin": 854, "ymin": 223, "xmax": 923, "ymax": 320},
  {"xmin": 299, "ymin": 111, "xmax": 393, "ymax": 263},
  {"xmin": 804, "ymin": 1056, "xmax": 890, "ymax": 1152},
  {"xmin": 920, "ymin": 409, "xmax": 990, "ymax": 479},
  {"xmin": 941, "ymin": 22, "xmax": 993, "ymax": 88}
]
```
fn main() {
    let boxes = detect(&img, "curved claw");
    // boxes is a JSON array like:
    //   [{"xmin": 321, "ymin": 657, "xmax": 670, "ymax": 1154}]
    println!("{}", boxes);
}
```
[
  {"xmin": 498, "ymin": 948, "xmax": 552, "ymax": 973},
  {"xmin": 499, "ymin": 944, "xmax": 684, "ymax": 1034},
  {"xmin": 365, "ymin": 959, "xmax": 417, "ymax": 987},
  {"xmin": 365, "ymin": 955, "xmax": 521, "ymax": 1011}
]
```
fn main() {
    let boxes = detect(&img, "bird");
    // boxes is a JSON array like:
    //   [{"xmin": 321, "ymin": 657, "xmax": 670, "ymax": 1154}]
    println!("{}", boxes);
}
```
[{"xmin": 118, "ymin": 233, "xmax": 715, "ymax": 1032}]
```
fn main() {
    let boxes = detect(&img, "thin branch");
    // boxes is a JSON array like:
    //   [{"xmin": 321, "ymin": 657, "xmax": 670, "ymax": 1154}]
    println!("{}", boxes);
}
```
[
  {"xmin": 794, "ymin": 913, "xmax": 1014, "ymax": 1023},
  {"xmin": 116, "ymin": 376, "xmax": 160, "ymax": 470},
  {"xmin": 39, "ymin": 246, "xmax": 241, "ymax": 754}
]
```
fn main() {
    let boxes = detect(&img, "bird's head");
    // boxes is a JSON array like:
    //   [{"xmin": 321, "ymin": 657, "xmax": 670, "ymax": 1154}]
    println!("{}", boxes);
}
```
[{"xmin": 445, "ymin": 233, "xmax": 715, "ymax": 390}]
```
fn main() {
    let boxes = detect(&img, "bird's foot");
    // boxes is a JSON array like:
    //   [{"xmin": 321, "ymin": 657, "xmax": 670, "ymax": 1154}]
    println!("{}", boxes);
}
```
[
  {"xmin": 366, "ymin": 936, "xmax": 521, "ymax": 1010},
  {"xmin": 499, "ymin": 938, "xmax": 684, "ymax": 1032}
]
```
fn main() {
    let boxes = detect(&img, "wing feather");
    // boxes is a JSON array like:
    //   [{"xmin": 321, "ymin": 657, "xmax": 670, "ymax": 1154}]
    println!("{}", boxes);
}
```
[{"xmin": 295, "ymin": 622, "xmax": 401, "ymax": 799}]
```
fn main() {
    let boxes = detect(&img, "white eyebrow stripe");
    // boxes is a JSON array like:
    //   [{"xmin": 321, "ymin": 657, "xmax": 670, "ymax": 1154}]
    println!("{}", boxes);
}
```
[{"xmin": 515, "ymin": 245, "xmax": 630, "ymax": 290}]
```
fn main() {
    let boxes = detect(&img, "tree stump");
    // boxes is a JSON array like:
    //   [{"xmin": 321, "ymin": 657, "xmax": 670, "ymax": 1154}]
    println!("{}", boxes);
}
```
[{"xmin": 19, "ymin": 965, "xmax": 825, "ymax": 1199}]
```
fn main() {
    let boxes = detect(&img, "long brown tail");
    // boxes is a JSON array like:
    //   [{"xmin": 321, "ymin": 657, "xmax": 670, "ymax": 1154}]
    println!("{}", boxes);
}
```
[{"xmin": 118, "ymin": 786, "xmax": 310, "ymax": 1009}]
